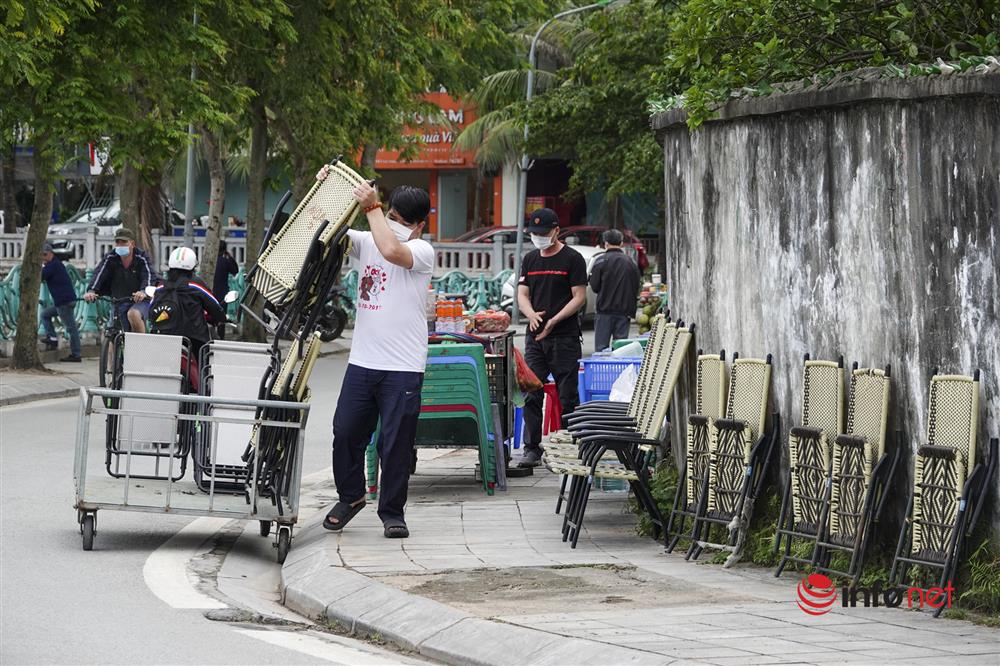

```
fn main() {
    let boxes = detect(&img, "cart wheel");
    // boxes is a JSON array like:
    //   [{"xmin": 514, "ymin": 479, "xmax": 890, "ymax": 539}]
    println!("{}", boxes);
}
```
[
  {"xmin": 276, "ymin": 527, "xmax": 290, "ymax": 564},
  {"xmin": 259, "ymin": 520, "xmax": 271, "ymax": 537},
  {"xmin": 410, "ymin": 449, "xmax": 418, "ymax": 475},
  {"xmin": 82, "ymin": 514, "xmax": 95, "ymax": 551}
]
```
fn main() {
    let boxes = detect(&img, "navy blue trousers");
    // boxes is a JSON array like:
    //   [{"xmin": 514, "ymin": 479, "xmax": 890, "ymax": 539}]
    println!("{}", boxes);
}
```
[{"xmin": 332, "ymin": 364, "xmax": 423, "ymax": 522}]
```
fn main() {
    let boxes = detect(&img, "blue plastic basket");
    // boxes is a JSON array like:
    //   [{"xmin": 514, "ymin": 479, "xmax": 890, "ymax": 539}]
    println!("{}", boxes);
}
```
[{"xmin": 578, "ymin": 357, "xmax": 643, "ymax": 404}]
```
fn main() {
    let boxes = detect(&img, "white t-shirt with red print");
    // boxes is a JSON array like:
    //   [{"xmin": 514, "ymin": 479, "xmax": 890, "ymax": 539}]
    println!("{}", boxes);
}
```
[{"xmin": 346, "ymin": 229, "xmax": 435, "ymax": 373}]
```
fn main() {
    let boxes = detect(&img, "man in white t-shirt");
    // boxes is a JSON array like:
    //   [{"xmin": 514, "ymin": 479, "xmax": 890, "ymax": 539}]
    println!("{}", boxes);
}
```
[{"xmin": 318, "ymin": 168, "xmax": 434, "ymax": 539}]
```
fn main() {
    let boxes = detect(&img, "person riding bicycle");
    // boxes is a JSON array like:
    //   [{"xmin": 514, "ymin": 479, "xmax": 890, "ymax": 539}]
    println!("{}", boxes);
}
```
[
  {"xmin": 149, "ymin": 247, "xmax": 227, "ymax": 354},
  {"xmin": 83, "ymin": 227, "xmax": 156, "ymax": 333}
]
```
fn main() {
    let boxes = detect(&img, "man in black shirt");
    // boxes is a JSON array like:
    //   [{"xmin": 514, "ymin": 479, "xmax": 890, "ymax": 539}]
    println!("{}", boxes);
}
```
[
  {"xmin": 517, "ymin": 208, "xmax": 587, "ymax": 467},
  {"xmin": 589, "ymin": 229, "xmax": 641, "ymax": 351}
]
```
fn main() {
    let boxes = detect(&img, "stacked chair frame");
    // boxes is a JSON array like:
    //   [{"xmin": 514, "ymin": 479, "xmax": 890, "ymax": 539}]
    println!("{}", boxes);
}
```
[
  {"xmin": 548, "ymin": 319, "xmax": 693, "ymax": 548},
  {"xmin": 810, "ymin": 364, "xmax": 898, "ymax": 584},
  {"xmin": 685, "ymin": 354, "xmax": 779, "ymax": 567},
  {"xmin": 665, "ymin": 350, "xmax": 729, "ymax": 551},
  {"xmin": 889, "ymin": 370, "xmax": 998, "ymax": 617},
  {"xmin": 772, "ymin": 356, "xmax": 846, "ymax": 575}
]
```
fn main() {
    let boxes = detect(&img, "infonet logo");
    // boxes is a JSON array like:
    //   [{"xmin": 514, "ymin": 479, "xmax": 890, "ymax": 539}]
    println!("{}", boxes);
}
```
[{"xmin": 796, "ymin": 574, "xmax": 955, "ymax": 615}]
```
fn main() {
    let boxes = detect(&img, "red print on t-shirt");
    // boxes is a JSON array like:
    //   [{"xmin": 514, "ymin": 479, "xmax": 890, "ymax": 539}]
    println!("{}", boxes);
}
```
[{"xmin": 359, "ymin": 264, "xmax": 389, "ymax": 310}]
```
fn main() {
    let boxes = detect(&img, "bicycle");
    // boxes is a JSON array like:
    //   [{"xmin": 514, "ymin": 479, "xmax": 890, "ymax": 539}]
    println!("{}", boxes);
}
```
[{"xmin": 96, "ymin": 296, "xmax": 138, "ymax": 389}]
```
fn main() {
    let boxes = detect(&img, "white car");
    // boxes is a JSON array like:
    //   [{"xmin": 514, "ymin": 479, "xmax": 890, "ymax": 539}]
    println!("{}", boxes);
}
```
[{"xmin": 500, "ymin": 244, "xmax": 605, "ymax": 322}]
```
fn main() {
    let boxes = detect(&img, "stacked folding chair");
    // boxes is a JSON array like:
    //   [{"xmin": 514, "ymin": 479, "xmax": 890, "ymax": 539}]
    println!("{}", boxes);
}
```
[
  {"xmin": 772, "ymin": 357, "xmax": 846, "ymax": 575},
  {"xmin": 241, "ymin": 158, "xmax": 367, "ymax": 341},
  {"xmin": 809, "ymin": 365, "xmax": 897, "ymax": 584},
  {"xmin": 890, "ymin": 371, "xmax": 998, "ymax": 617},
  {"xmin": 685, "ymin": 355, "xmax": 778, "ymax": 567},
  {"xmin": 194, "ymin": 341, "xmax": 277, "ymax": 493},
  {"xmin": 243, "ymin": 332, "xmax": 322, "ymax": 515},
  {"xmin": 106, "ymin": 333, "xmax": 189, "ymax": 481},
  {"xmin": 665, "ymin": 350, "xmax": 728, "ymax": 551},
  {"xmin": 545, "ymin": 319, "xmax": 693, "ymax": 548},
  {"xmin": 365, "ymin": 342, "xmax": 503, "ymax": 496}
]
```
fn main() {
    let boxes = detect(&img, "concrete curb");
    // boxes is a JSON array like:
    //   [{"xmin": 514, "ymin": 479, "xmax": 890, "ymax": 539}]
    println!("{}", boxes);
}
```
[
  {"xmin": 281, "ymin": 522, "xmax": 668, "ymax": 666},
  {"xmin": 0, "ymin": 387, "xmax": 79, "ymax": 407}
]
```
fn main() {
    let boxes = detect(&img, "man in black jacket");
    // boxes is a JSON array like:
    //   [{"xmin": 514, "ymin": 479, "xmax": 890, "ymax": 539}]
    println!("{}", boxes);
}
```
[
  {"xmin": 589, "ymin": 229, "xmax": 641, "ymax": 352},
  {"xmin": 83, "ymin": 227, "xmax": 156, "ymax": 333}
]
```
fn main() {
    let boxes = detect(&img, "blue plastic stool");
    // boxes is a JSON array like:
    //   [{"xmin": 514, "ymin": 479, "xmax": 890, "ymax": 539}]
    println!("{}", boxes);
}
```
[{"xmin": 512, "ymin": 406, "xmax": 523, "ymax": 449}]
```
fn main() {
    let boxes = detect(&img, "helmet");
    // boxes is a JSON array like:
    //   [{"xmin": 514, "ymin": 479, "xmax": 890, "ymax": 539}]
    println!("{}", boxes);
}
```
[{"xmin": 168, "ymin": 247, "xmax": 198, "ymax": 271}]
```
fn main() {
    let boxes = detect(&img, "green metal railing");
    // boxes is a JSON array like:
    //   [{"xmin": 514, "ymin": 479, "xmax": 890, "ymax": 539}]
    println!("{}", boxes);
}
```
[{"xmin": 0, "ymin": 267, "xmax": 512, "ymax": 340}]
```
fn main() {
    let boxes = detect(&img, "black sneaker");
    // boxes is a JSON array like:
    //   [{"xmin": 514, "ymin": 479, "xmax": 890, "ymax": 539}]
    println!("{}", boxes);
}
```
[
  {"xmin": 60, "ymin": 355, "xmax": 82, "ymax": 363},
  {"xmin": 518, "ymin": 447, "xmax": 544, "ymax": 468}
]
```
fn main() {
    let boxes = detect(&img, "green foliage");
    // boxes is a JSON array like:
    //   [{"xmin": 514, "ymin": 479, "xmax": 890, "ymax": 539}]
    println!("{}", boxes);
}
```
[
  {"xmin": 955, "ymin": 538, "xmax": 1000, "ymax": 615},
  {"xmin": 658, "ymin": 0, "xmax": 1000, "ymax": 126},
  {"xmin": 632, "ymin": 459, "xmax": 679, "ymax": 538}
]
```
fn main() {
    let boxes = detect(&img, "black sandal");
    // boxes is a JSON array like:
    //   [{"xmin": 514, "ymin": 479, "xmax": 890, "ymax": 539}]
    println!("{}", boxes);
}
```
[
  {"xmin": 383, "ymin": 518, "xmax": 409, "ymax": 539},
  {"xmin": 322, "ymin": 500, "xmax": 366, "ymax": 531}
]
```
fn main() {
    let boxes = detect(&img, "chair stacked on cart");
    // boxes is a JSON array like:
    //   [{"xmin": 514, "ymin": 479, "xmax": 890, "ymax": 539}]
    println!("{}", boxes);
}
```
[
  {"xmin": 194, "ymin": 340, "xmax": 277, "ymax": 493},
  {"xmin": 106, "ymin": 332, "xmax": 190, "ymax": 481},
  {"xmin": 365, "ymin": 342, "xmax": 503, "ymax": 497},
  {"xmin": 243, "ymin": 332, "xmax": 323, "ymax": 515},
  {"xmin": 544, "ymin": 316, "xmax": 693, "ymax": 548},
  {"xmin": 241, "ymin": 158, "xmax": 366, "ymax": 341},
  {"xmin": 670, "ymin": 353, "xmax": 778, "ymax": 567},
  {"xmin": 890, "ymin": 371, "xmax": 998, "ymax": 617}
]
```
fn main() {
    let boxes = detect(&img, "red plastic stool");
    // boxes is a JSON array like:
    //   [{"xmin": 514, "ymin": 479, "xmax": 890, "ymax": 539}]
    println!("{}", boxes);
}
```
[{"xmin": 542, "ymin": 382, "xmax": 562, "ymax": 435}]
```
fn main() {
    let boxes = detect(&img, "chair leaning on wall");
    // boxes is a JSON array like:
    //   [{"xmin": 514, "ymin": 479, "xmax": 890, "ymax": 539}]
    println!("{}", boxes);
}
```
[
  {"xmin": 686, "ymin": 355, "xmax": 780, "ymax": 567},
  {"xmin": 810, "ymin": 365, "xmax": 899, "ymax": 586},
  {"xmin": 889, "ymin": 370, "xmax": 998, "ymax": 618},
  {"xmin": 772, "ymin": 356, "xmax": 846, "ymax": 577},
  {"xmin": 665, "ymin": 350, "xmax": 728, "ymax": 552}
]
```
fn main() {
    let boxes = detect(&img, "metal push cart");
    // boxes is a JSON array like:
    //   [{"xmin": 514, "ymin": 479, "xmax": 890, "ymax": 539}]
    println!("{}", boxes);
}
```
[{"xmin": 74, "ymin": 386, "xmax": 310, "ymax": 563}]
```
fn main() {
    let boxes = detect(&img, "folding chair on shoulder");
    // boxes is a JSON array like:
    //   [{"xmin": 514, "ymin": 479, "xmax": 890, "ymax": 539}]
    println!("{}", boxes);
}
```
[
  {"xmin": 687, "ymin": 355, "xmax": 779, "ymax": 567},
  {"xmin": 665, "ymin": 350, "xmax": 727, "ymax": 552},
  {"xmin": 772, "ymin": 356, "xmax": 845, "ymax": 576},
  {"xmin": 811, "ymin": 365, "xmax": 898, "ymax": 585},
  {"xmin": 890, "ymin": 371, "xmax": 998, "ymax": 617},
  {"xmin": 555, "ymin": 324, "xmax": 693, "ymax": 548},
  {"xmin": 241, "ymin": 158, "xmax": 367, "ymax": 342}
]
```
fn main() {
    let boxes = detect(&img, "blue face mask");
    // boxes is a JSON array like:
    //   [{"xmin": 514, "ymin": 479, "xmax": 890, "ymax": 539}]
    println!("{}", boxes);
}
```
[{"xmin": 115, "ymin": 246, "xmax": 130, "ymax": 257}]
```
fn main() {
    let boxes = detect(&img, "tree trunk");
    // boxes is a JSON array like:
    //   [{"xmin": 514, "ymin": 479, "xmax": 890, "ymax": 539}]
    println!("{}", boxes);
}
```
[
  {"xmin": 198, "ymin": 125, "xmax": 225, "ymax": 282},
  {"xmin": 360, "ymin": 142, "xmax": 378, "ymax": 175},
  {"xmin": 12, "ymin": 145, "xmax": 55, "ymax": 370},
  {"xmin": 472, "ymin": 169, "xmax": 483, "ymax": 229},
  {"xmin": 119, "ymin": 162, "xmax": 141, "ymax": 237},
  {"xmin": 272, "ymin": 114, "xmax": 309, "ymax": 203},
  {"xmin": 138, "ymin": 177, "xmax": 163, "ymax": 267},
  {"xmin": 2, "ymin": 142, "xmax": 16, "ymax": 233},
  {"xmin": 243, "ymin": 97, "xmax": 268, "ymax": 342}
]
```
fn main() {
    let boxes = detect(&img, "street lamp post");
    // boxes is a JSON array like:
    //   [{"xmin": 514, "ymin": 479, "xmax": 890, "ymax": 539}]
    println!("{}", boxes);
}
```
[
  {"xmin": 511, "ymin": 0, "xmax": 614, "ymax": 327},
  {"xmin": 183, "ymin": 8, "xmax": 199, "ymax": 248}
]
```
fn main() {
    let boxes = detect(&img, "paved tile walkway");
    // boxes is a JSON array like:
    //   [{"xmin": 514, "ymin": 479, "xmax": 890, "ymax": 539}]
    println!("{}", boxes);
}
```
[{"xmin": 294, "ymin": 448, "xmax": 1000, "ymax": 665}]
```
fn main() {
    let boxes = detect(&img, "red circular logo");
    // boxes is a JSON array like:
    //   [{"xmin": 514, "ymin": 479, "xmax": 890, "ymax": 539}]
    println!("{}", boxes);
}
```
[{"xmin": 797, "ymin": 573, "xmax": 836, "ymax": 615}]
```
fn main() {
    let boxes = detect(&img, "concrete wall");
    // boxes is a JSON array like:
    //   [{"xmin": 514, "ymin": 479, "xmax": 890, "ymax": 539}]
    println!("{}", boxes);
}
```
[{"xmin": 653, "ymin": 72, "xmax": 1000, "ymax": 539}]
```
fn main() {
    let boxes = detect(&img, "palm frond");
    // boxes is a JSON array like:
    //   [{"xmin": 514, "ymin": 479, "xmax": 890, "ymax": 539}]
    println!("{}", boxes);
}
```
[
  {"xmin": 472, "ymin": 120, "xmax": 523, "ymax": 173},
  {"xmin": 468, "ymin": 69, "xmax": 558, "ymax": 111},
  {"xmin": 453, "ymin": 107, "xmax": 516, "ymax": 152}
]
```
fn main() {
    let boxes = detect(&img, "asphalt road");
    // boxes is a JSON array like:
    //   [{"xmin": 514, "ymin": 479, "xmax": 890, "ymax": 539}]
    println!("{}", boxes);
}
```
[{"xmin": 0, "ymin": 354, "xmax": 428, "ymax": 665}]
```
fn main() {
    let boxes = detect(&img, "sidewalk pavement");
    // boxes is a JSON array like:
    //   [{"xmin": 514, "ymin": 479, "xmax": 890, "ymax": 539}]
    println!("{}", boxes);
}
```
[{"xmin": 282, "ymin": 449, "xmax": 1000, "ymax": 666}]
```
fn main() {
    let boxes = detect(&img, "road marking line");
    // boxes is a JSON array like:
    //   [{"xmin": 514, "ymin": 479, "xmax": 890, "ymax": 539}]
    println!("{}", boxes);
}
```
[
  {"xmin": 143, "ymin": 517, "xmax": 229, "ymax": 609},
  {"xmin": 233, "ymin": 628, "xmax": 415, "ymax": 665}
]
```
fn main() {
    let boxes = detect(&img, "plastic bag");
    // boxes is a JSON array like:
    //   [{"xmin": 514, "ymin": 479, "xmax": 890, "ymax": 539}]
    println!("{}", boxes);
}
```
[
  {"xmin": 608, "ymin": 364, "xmax": 638, "ymax": 402},
  {"xmin": 513, "ymin": 347, "xmax": 543, "ymax": 393}
]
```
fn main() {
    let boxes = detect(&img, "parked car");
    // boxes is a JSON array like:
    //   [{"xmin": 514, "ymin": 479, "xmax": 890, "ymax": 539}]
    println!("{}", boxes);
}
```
[
  {"xmin": 455, "ymin": 224, "xmax": 648, "ymax": 271},
  {"xmin": 500, "ymin": 244, "xmax": 605, "ymax": 323}
]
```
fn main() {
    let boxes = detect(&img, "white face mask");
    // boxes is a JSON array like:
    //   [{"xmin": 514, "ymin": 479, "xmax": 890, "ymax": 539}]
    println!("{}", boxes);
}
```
[
  {"xmin": 387, "ymin": 217, "xmax": 415, "ymax": 243},
  {"xmin": 530, "ymin": 233, "xmax": 553, "ymax": 250}
]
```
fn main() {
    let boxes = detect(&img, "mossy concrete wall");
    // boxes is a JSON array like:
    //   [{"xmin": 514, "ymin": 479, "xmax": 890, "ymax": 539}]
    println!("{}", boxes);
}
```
[{"xmin": 653, "ymin": 72, "xmax": 1000, "ymax": 541}]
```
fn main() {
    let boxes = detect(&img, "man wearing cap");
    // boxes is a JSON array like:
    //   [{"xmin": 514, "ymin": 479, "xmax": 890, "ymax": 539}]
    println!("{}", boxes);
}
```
[
  {"xmin": 83, "ymin": 227, "xmax": 157, "ymax": 333},
  {"xmin": 517, "ymin": 207, "xmax": 588, "ymax": 467},
  {"xmin": 40, "ymin": 243, "xmax": 82, "ymax": 362}
]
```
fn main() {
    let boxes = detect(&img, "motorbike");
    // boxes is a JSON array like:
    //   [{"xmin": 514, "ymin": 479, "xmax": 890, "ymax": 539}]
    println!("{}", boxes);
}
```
[{"xmin": 316, "ymin": 284, "xmax": 353, "ymax": 342}]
